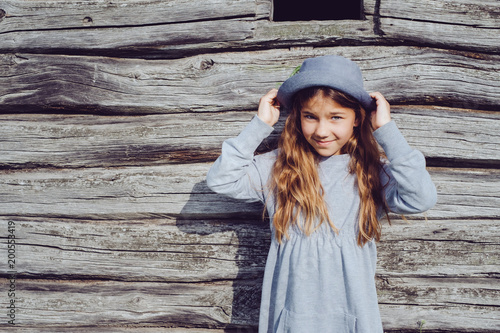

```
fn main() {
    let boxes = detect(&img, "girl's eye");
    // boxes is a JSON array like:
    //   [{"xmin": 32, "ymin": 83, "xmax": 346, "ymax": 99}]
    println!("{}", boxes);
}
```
[
  {"xmin": 304, "ymin": 115, "xmax": 315, "ymax": 120},
  {"xmin": 332, "ymin": 116, "xmax": 342, "ymax": 120}
]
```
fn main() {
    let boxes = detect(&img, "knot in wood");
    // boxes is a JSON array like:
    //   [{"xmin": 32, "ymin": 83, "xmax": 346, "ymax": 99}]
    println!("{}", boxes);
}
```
[
  {"xmin": 200, "ymin": 59, "xmax": 214, "ymax": 70},
  {"xmin": 83, "ymin": 16, "xmax": 93, "ymax": 24},
  {"xmin": 0, "ymin": 9, "xmax": 6, "ymax": 20}
]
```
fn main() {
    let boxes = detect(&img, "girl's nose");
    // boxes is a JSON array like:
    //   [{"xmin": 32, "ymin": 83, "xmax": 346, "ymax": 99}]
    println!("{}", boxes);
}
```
[{"xmin": 315, "ymin": 121, "xmax": 330, "ymax": 138}]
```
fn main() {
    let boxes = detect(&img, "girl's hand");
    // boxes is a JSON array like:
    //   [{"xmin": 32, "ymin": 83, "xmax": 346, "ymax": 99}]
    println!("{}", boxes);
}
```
[
  {"xmin": 257, "ymin": 89, "xmax": 280, "ymax": 127},
  {"xmin": 369, "ymin": 92, "xmax": 391, "ymax": 130}
]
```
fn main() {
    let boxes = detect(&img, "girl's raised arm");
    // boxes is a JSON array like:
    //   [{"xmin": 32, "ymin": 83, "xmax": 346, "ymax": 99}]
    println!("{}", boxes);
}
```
[
  {"xmin": 206, "ymin": 90, "xmax": 277, "ymax": 203},
  {"xmin": 368, "ymin": 92, "xmax": 437, "ymax": 214}
]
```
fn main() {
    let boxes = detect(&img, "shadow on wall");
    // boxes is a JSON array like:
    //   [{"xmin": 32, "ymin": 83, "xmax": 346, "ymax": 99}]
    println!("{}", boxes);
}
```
[{"xmin": 177, "ymin": 181, "xmax": 271, "ymax": 333}]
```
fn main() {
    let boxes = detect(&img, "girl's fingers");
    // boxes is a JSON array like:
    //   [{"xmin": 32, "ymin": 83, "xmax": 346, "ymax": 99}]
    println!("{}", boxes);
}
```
[
  {"xmin": 369, "ymin": 92, "xmax": 391, "ymax": 130},
  {"xmin": 258, "ymin": 89, "xmax": 281, "ymax": 127},
  {"xmin": 265, "ymin": 89, "xmax": 279, "ymax": 106}
]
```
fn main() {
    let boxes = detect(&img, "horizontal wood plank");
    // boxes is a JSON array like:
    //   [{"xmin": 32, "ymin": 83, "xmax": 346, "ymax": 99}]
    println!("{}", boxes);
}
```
[
  {"xmin": 1, "ymin": 47, "xmax": 499, "ymax": 114},
  {"xmin": 0, "ymin": 279, "xmax": 235, "ymax": 328},
  {"xmin": 0, "ymin": 165, "xmax": 498, "ymax": 220},
  {"xmin": 0, "ymin": 0, "xmax": 258, "ymax": 32},
  {"xmin": 253, "ymin": 19, "xmax": 379, "ymax": 46},
  {"xmin": 1, "ymin": 0, "xmax": 498, "ymax": 57},
  {"xmin": 378, "ymin": 17, "xmax": 500, "ymax": 54},
  {"xmin": 0, "ymin": 1, "xmax": 379, "ymax": 58},
  {"xmin": 0, "ymin": 18, "xmax": 255, "ymax": 58},
  {"xmin": 0, "ymin": 328, "xmax": 240, "ymax": 333},
  {"xmin": 0, "ymin": 106, "xmax": 498, "ymax": 169},
  {"xmin": 0, "ymin": 274, "xmax": 497, "ymax": 331},
  {"xmin": 377, "ymin": 219, "xmax": 500, "ymax": 277},
  {"xmin": 2, "ymin": 216, "xmax": 498, "ymax": 331},
  {"xmin": 365, "ymin": 0, "xmax": 500, "ymax": 53},
  {"xmin": 2, "ymin": 218, "xmax": 498, "ymax": 281},
  {"xmin": 365, "ymin": 0, "xmax": 500, "ymax": 27},
  {"xmin": 379, "ymin": 304, "xmax": 500, "ymax": 332}
]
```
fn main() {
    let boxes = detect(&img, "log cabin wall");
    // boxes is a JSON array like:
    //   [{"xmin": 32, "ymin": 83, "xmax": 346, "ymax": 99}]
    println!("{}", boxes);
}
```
[{"xmin": 0, "ymin": 0, "xmax": 499, "ymax": 332}]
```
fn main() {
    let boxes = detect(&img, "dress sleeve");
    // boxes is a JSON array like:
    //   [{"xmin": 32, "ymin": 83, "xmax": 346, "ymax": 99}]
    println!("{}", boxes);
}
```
[
  {"xmin": 374, "ymin": 121, "xmax": 437, "ymax": 214},
  {"xmin": 206, "ymin": 115, "xmax": 274, "ymax": 203}
]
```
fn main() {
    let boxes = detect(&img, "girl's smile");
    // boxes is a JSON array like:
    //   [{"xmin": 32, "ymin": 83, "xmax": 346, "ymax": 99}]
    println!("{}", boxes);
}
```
[
  {"xmin": 300, "ymin": 93, "xmax": 358, "ymax": 157},
  {"xmin": 315, "ymin": 139, "xmax": 334, "ymax": 146}
]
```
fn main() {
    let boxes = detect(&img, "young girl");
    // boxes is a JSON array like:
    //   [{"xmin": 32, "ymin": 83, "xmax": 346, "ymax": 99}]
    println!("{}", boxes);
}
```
[{"xmin": 206, "ymin": 55, "xmax": 437, "ymax": 333}]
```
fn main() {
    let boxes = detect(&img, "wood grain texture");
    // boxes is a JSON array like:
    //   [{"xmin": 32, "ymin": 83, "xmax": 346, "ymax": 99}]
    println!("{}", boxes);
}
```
[
  {"xmin": 0, "ymin": 278, "xmax": 235, "ymax": 328},
  {"xmin": 253, "ymin": 19, "xmax": 379, "ymax": 46},
  {"xmin": 1, "ymin": 218, "xmax": 498, "ymax": 331},
  {"xmin": 1, "ymin": 0, "xmax": 498, "ymax": 57},
  {"xmin": 1, "ymin": 0, "xmax": 498, "ymax": 331},
  {"xmin": 0, "ymin": 164, "xmax": 498, "ymax": 220},
  {"xmin": 365, "ymin": 0, "xmax": 500, "ymax": 27},
  {"xmin": 0, "ymin": 18, "xmax": 255, "ymax": 58},
  {"xmin": 377, "ymin": 18, "xmax": 500, "ymax": 53},
  {"xmin": 2, "ymin": 217, "xmax": 270, "ymax": 282},
  {"xmin": 0, "ymin": 106, "xmax": 498, "ymax": 169},
  {"xmin": 1, "ymin": 47, "xmax": 499, "ymax": 114},
  {"xmin": 0, "ymin": 278, "xmax": 498, "ymax": 331},
  {"xmin": 380, "ymin": 304, "xmax": 500, "ymax": 332},
  {"xmin": 0, "ymin": 0, "xmax": 379, "ymax": 58},
  {"xmin": 0, "ymin": 328, "xmax": 252, "ymax": 333},
  {"xmin": 0, "ymin": 0, "xmax": 258, "ymax": 32},
  {"xmin": 0, "ymin": 0, "xmax": 259, "ymax": 60},
  {"xmin": 365, "ymin": 0, "xmax": 500, "ymax": 53},
  {"xmin": 2, "ymin": 217, "xmax": 498, "ymax": 282}
]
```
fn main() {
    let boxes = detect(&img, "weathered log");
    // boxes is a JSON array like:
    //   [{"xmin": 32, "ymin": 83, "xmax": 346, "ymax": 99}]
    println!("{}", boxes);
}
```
[
  {"xmin": 0, "ymin": 274, "xmax": 498, "ymax": 331},
  {"xmin": 0, "ymin": 2, "xmax": 379, "ymax": 59},
  {"xmin": 0, "ymin": 0, "xmax": 258, "ymax": 32},
  {"xmin": 380, "ymin": 304, "xmax": 500, "ymax": 332},
  {"xmin": 0, "ymin": 278, "xmax": 235, "ymax": 328},
  {"xmin": 377, "ymin": 219, "xmax": 500, "ymax": 277},
  {"xmin": 2, "ymin": 216, "xmax": 498, "ymax": 331},
  {"xmin": 0, "ymin": 327, "xmax": 236, "ymax": 333},
  {"xmin": 2, "ymin": 217, "xmax": 498, "ymax": 281},
  {"xmin": 365, "ymin": 0, "xmax": 500, "ymax": 53},
  {"xmin": 1, "ymin": 47, "xmax": 499, "ymax": 114},
  {"xmin": 252, "ymin": 19, "xmax": 379, "ymax": 46},
  {"xmin": 1, "ymin": 0, "xmax": 497, "ymax": 57},
  {"xmin": 0, "ymin": 165, "xmax": 498, "ymax": 220},
  {"xmin": 0, "ymin": 106, "xmax": 498, "ymax": 169},
  {"xmin": 0, "ymin": 0, "xmax": 379, "ymax": 58},
  {"xmin": 0, "ymin": 18, "xmax": 257, "ymax": 58},
  {"xmin": 365, "ymin": 0, "xmax": 499, "ymax": 27},
  {"xmin": 2, "ymin": 217, "xmax": 269, "ymax": 282}
]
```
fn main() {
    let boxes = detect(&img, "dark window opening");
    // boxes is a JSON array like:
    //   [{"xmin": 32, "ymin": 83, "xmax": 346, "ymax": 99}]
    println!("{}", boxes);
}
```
[{"xmin": 273, "ymin": 0, "xmax": 363, "ymax": 21}]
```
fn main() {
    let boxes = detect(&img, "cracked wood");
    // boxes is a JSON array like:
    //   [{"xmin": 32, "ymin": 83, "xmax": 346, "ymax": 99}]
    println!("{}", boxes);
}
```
[
  {"xmin": 1, "ymin": 47, "xmax": 499, "ymax": 114},
  {"xmin": 0, "ymin": 106, "xmax": 498, "ymax": 169}
]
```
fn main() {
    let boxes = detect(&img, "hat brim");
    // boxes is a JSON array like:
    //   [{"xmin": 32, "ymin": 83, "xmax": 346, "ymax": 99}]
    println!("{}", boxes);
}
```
[{"xmin": 277, "ymin": 70, "xmax": 377, "ymax": 112}]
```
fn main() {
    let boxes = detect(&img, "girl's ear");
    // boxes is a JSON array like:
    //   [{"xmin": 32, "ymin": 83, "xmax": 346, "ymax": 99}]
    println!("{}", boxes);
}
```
[{"xmin": 354, "ymin": 117, "xmax": 360, "ymax": 127}]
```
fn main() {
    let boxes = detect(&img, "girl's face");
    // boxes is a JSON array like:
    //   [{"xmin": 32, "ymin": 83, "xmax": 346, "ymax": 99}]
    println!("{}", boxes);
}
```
[{"xmin": 300, "ymin": 93, "xmax": 358, "ymax": 157}]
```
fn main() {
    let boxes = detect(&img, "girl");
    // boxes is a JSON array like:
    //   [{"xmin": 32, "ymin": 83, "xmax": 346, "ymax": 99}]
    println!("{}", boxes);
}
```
[{"xmin": 206, "ymin": 55, "xmax": 437, "ymax": 333}]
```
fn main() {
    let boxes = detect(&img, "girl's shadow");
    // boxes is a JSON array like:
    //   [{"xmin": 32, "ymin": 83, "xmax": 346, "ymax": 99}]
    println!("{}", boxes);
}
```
[
  {"xmin": 177, "ymin": 181, "xmax": 271, "ymax": 333},
  {"xmin": 176, "ymin": 116, "xmax": 282, "ymax": 332}
]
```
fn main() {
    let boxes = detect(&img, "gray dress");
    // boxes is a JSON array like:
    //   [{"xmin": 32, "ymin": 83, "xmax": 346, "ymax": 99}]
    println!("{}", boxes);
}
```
[{"xmin": 206, "ymin": 116, "xmax": 437, "ymax": 333}]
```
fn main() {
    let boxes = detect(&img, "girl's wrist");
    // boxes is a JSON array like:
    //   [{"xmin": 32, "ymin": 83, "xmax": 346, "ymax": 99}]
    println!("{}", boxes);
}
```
[
  {"xmin": 373, "ymin": 117, "xmax": 391, "ymax": 130},
  {"xmin": 254, "ymin": 114, "xmax": 275, "ymax": 130},
  {"xmin": 257, "ymin": 113, "xmax": 276, "ymax": 127}
]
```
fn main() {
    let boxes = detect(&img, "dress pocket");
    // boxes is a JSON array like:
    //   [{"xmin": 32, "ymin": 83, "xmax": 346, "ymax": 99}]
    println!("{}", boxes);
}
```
[{"xmin": 274, "ymin": 307, "xmax": 356, "ymax": 333}]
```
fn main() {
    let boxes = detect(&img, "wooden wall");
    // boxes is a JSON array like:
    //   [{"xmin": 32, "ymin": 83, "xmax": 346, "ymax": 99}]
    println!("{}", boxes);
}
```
[{"xmin": 0, "ymin": 0, "xmax": 499, "ymax": 332}]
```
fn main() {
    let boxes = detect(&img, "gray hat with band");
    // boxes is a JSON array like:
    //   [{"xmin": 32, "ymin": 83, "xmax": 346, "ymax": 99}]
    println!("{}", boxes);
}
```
[{"xmin": 277, "ymin": 55, "xmax": 377, "ymax": 112}]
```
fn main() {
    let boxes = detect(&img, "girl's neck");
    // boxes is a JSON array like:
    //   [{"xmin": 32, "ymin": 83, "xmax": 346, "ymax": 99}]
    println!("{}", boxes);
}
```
[{"xmin": 317, "ymin": 152, "xmax": 350, "ymax": 163}]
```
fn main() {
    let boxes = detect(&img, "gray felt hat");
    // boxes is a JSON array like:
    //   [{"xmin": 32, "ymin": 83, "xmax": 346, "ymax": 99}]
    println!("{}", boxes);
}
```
[{"xmin": 277, "ymin": 55, "xmax": 377, "ymax": 112}]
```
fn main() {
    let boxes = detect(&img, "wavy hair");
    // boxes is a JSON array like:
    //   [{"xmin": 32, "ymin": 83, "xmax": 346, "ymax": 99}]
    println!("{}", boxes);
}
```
[{"xmin": 270, "ymin": 87, "xmax": 389, "ymax": 246}]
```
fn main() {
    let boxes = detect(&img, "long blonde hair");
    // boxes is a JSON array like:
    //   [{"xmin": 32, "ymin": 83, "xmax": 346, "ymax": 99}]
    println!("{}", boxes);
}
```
[{"xmin": 270, "ymin": 87, "xmax": 389, "ymax": 246}]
